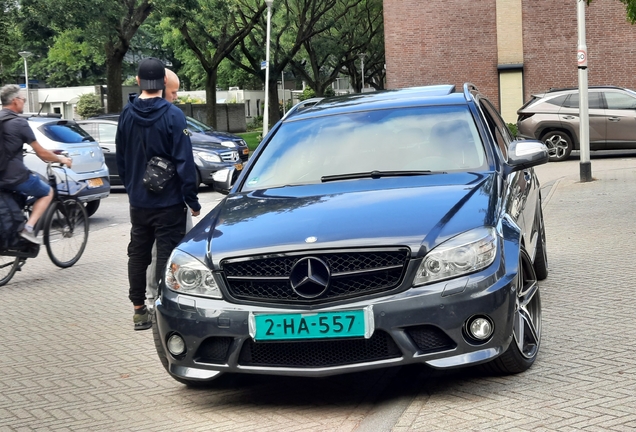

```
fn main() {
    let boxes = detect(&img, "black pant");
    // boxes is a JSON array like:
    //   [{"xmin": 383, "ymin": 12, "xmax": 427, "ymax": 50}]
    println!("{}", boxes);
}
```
[{"xmin": 127, "ymin": 204, "xmax": 187, "ymax": 306}]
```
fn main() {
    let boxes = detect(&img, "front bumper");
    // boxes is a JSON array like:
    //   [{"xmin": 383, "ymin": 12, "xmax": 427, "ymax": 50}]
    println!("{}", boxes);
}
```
[{"xmin": 155, "ymin": 265, "xmax": 517, "ymax": 382}]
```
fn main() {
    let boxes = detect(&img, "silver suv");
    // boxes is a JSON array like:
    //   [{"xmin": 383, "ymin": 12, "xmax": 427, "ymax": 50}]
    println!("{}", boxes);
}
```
[{"xmin": 517, "ymin": 86, "xmax": 636, "ymax": 161}]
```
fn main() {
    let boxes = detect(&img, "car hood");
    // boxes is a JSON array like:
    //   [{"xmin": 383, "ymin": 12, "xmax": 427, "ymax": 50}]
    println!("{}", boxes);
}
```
[{"xmin": 180, "ymin": 172, "xmax": 500, "ymax": 265}]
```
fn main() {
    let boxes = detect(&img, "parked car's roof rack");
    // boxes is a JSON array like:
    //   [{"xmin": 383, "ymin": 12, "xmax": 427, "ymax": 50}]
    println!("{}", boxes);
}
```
[
  {"xmin": 547, "ymin": 85, "xmax": 624, "ymax": 93},
  {"xmin": 463, "ymin": 83, "xmax": 479, "ymax": 101},
  {"xmin": 282, "ymin": 97, "xmax": 324, "ymax": 120}
]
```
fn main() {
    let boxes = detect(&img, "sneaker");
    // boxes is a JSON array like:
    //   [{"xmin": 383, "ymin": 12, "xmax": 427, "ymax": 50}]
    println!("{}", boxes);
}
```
[
  {"xmin": 133, "ymin": 309, "xmax": 152, "ymax": 331},
  {"xmin": 19, "ymin": 229, "xmax": 42, "ymax": 245}
]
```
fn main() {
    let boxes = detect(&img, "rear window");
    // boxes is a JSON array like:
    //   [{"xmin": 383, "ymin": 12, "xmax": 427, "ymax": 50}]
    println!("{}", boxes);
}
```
[{"xmin": 37, "ymin": 121, "xmax": 94, "ymax": 143}]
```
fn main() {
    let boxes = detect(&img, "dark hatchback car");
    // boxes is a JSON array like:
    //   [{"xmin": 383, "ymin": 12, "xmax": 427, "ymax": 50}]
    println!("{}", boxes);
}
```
[
  {"xmin": 153, "ymin": 84, "xmax": 549, "ymax": 386},
  {"xmin": 517, "ymin": 85, "xmax": 636, "ymax": 161},
  {"xmin": 77, "ymin": 115, "xmax": 247, "ymax": 191}
]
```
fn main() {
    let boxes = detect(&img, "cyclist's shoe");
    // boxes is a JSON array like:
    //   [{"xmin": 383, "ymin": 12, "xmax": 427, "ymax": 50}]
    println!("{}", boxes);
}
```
[
  {"xmin": 133, "ymin": 308, "xmax": 152, "ymax": 331},
  {"xmin": 19, "ymin": 229, "xmax": 42, "ymax": 245}
]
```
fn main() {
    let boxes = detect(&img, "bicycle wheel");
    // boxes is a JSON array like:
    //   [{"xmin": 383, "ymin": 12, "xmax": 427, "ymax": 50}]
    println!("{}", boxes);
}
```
[
  {"xmin": 43, "ymin": 198, "xmax": 89, "ymax": 268},
  {"xmin": 0, "ymin": 255, "xmax": 21, "ymax": 287}
]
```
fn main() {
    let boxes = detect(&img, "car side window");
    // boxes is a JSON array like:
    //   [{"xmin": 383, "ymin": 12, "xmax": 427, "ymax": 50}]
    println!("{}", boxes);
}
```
[
  {"xmin": 79, "ymin": 123, "xmax": 97, "ymax": 139},
  {"xmin": 562, "ymin": 92, "xmax": 603, "ymax": 109},
  {"xmin": 604, "ymin": 92, "xmax": 636, "ymax": 110},
  {"xmin": 98, "ymin": 123, "xmax": 117, "ymax": 143},
  {"xmin": 547, "ymin": 95, "xmax": 568, "ymax": 107},
  {"xmin": 479, "ymin": 99, "xmax": 510, "ymax": 160}
]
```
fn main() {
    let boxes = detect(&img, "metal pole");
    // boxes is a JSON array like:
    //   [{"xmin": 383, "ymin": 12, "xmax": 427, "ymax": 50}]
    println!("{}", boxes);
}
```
[
  {"xmin": 577, "ymin": 0, "xmax": 592, "ymax": 182},
  {"xmin": 24, "ymin": 57, "xmax": 29, "ymax": 112},
  {"xmin": 281, "ymin": 71, "xmax": 286, "ymax": 115},
  {"xmin": 19, "ymin": 51, "xmax": 33, "ymax": 112},
  {"xmin": 358, "ymin": 53, "xmax": 366, "ymax": 93},
  {"xmin": 263, "ymin": 2, "xmax": 273, "ymax": 137}
]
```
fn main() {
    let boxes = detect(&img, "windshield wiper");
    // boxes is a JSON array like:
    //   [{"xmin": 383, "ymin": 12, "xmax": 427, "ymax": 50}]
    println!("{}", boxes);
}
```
[{"xmin": 321, "ymin": 170, "xmax": 445, "ymax": 183}]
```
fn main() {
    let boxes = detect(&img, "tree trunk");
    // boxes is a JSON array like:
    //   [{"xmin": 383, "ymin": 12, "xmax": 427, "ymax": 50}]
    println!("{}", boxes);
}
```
[
  {"xmin": 205, "ymin": 68, "xmax": 218, "ymax": 128},
  {"xmin": 268, "ymin": 76, "xmax": 280, "ymax": 126},
  {"xmin": 105, "ymin": 44, "xmax": 124, "ymax": 114}
]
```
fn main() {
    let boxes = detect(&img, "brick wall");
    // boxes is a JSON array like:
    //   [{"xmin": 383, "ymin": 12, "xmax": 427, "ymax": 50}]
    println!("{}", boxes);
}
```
[
  {"xmin": 384, "ymin": 0, "xmax": 500, "ymax": 106},
  {"xmin": 384, "ymin": 0, "xmax": 636, "ymax": 107},
  {"xmin": 523, "ymin": 0, "xmax": 636, "ymax": 100}
]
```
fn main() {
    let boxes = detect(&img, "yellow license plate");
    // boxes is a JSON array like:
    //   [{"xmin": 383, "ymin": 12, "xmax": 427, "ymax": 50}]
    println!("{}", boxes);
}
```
[
  {"xmin": 86, "ymin": 178, "xmax": 103, "ymax": 188},
  {"xmin": 235, "ymin": 163, "xmax": 243, "ymax": 171},
  {"xmin": 242, "ymin": 149, "xmax": 249, "ymax": 155}
]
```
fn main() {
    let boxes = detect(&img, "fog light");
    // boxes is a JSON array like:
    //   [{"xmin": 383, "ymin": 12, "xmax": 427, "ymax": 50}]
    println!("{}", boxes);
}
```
[
  {"xmin": 467, "ymin": 316, "xmax": 494, "ymax": 341},
  {"xmin": 167, "ymin": 334, "xmax": 186, "ymax": 356}
]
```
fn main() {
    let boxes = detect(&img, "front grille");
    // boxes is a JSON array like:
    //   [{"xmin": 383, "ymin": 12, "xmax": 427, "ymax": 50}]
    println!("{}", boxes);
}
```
[
  {"xmin": 220, "ymin": 150, "xmax": 239, "ymax": 162},
  {"xmin": 405, "ymin": 325, "xmax": 456, "ymax": 353},
  {"xmin": 194, "ymin": 337, "xmax": 233, "ymax": 364},
  {"xmin": 238, "ymin": 331, "xmax": 401, "ymax": 368},
  {"xmin": 222, "ymin": 249, "xmax": 409, "ymax": 304}
]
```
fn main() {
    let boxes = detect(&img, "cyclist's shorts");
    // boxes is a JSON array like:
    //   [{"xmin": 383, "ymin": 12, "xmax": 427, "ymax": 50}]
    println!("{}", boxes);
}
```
[{"xmin": 14, "ymin": 174, "xmax": 51, "ymax": 198}]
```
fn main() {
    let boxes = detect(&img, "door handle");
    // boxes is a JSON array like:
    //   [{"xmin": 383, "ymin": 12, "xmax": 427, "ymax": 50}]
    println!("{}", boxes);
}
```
[
  {"xmin": 608, "ymin": 117, "xmax": 620, "ymax": 122},
  {"xmin": 562, "ymin": 115, "xmax": 576, "ymax": 120}
]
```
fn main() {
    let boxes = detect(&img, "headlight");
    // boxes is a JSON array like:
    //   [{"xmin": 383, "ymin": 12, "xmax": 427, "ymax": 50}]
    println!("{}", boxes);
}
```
[
  {"xmin": 197, "ymin": 152, "xmax": 222, "ymax": 163},
  {"xmin": 220, "ymin": 141, "xmax": 236, "ymax": 148},
  {"xmin": 165, "ymin": 249, "xmax": 222, "ymax": 299},
  {"xmin": 413, "ymin": 227, "xmax": 497, "ymax": 286}
]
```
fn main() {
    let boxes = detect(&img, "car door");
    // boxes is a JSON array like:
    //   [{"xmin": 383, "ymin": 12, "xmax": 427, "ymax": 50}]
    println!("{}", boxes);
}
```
[
  {"xmin": 557, "ymin": 91, "xmax": 605, "ymax": 149},
  {"xmin": 480, "ymin": 98, "xmax": 538, "ymax": 253},
  {"xmin": 602, "ymin": 89, "xmax": 636, "ymax": 149},
  {"xmin": 96, "ymin": 122, "xmax": 118, "ymax": 179}
]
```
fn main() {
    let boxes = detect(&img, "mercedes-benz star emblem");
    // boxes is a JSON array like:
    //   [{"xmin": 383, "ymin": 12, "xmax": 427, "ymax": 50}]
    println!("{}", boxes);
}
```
[{"xmin": 289, "ymin": 257, "xmax": 331, "ymax": 299}]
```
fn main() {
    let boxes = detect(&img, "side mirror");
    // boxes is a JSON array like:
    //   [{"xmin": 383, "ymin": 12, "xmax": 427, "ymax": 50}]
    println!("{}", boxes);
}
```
[
  {"xmin": 505, "ymin": 139, "xmax": 549, "ymax": 173},
  {"xmin": 211, "ymin": 167, "xmax": 237, "ymax": 195}
]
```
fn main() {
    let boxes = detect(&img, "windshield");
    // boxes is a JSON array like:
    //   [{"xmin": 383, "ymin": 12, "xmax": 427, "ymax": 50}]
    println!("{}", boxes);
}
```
[
  {"xmin": 242, "ymin": 106, "xmax": 487, "ymax": 191},
  {"xmin": 187, "ymin": 116, "xmax": 213, "ymax": 133}
]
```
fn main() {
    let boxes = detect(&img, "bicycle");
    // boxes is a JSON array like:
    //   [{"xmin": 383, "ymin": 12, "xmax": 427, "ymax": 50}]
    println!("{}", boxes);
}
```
[{"xmin": 0, "ymin": 163, "xmax": 89, "ymax": 286}]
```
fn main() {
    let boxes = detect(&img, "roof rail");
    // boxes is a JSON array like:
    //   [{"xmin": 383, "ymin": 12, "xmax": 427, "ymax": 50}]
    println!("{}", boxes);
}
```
[
  {"xmin": 282, "ymin": 97, "xmax": 323, "ymax": 120},
  {"xmin": 463, "ymin": 83, "xmax": 479, "ymax": 101},
  {"xmin": 547, "ymin": 85, "xmax": 622, "ymax": 93}
]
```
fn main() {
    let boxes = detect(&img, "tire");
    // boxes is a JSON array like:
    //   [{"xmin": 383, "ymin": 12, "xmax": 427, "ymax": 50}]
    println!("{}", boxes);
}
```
[
  {"xmin": 43, "ymin": 198, "xmax": 89, "ymax": 268},
  {"xmin": 195, "ymin": 169, "xmax": 202, "ymax": 191},
  {"xmin": 533, "ymin": 204, "xmax": 549, "ymax": 280},
  {"xmin": 541, "ymin": 130, "xmax": 573, "ymax": 162},
  {"xmin": 0, "ymin": 256, "xmax": 21, "ymax": 287},
  {"xmin": 84, "ymin": 200, "xmax": 100, "ymax": 217},
  {"xmin": 482, "ymin": 248, "xmax": 541, "ymax": 375},
  {"xmin": 151, "ymin": 312, "xmax": 216, "ymax": 387}
]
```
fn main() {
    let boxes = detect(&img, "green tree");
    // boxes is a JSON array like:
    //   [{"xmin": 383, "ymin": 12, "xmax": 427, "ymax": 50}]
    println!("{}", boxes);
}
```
[
  {"xmin": 76, "ymin": 93, "xmax": 104, "ymax": 119},
  {"xmin": 21, "ymin": 0, "xmax": 152, "ymax": 113},
  {"xmin": 229, "ymin": 0, "xmax": 363, "ymax": 127},
  {"xmin": 0, "ymin": 0, "xmax": 21, "ymax": 85},
  {"xmin": 44, "ymin": 29, "xmax": 106, "ymax": 87},
  {"xmin": 289, "ymin": 0, "xmax": 383, "ymax": 96},
  {"xmin": 159, "ymin": 0, "xmax": 266, "ymax": 127}
]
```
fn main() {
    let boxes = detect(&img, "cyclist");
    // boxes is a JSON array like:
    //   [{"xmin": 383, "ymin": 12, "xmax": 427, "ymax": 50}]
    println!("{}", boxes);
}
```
[{"xmin": 0, "ymin": 84, "xmax": 72, "ymax": 245}]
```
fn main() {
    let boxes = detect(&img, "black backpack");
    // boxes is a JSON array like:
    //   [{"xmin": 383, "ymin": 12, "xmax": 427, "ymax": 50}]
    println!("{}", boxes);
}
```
[{"xmin": 0, "ymin": 111, "xmax": 13, "ymax": 173}]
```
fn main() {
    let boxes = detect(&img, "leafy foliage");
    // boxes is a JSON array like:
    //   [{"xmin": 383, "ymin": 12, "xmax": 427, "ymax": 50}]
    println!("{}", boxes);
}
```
[{"xmin": 76, "ymin": 93, "xmax": 104, "ymax": 119}]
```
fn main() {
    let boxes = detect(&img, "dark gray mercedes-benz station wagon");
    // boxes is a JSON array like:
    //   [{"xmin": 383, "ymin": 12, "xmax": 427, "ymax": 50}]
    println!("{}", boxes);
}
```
[{"xmin": 152, "ymin": 84, "xmax": 549, "ymax": 386}]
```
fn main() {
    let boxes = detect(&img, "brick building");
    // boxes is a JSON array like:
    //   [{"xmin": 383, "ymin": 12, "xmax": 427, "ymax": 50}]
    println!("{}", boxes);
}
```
[{"xmin": 383, "ymin": 0, "xmax": 636, "ymax": 123}]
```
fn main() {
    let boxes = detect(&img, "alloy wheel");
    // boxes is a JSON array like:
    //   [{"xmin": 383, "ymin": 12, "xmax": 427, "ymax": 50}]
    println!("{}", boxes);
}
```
[{"xmin": 513, "ymin": 250, "xmax": 542, "ymax": 359}]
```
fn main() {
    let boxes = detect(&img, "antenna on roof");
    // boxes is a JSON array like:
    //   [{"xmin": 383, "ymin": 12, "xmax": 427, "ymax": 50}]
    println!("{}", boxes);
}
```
[{"xmin": 36, "ymin": 95, "xmax": 48, "ymax": 117}]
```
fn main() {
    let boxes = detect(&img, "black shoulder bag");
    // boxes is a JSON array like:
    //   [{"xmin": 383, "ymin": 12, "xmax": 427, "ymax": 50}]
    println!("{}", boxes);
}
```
[{"xmin": 141, "ymin": 136, "xmax": 176, "ymax": 193}]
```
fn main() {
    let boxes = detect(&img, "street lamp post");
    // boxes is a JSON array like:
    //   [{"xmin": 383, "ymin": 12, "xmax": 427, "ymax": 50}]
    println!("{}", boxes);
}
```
[
  {"xmin": 358, "ymin": 53, "xmax": 366, "ymax": 93},
  {"xmin": 577, "ymin": 0, "xmax": 592, "ymax": 182},
  {"xmin": 263, "ymin": 0, "xmax": 274, "ymax": 137},
  {"xmin": 18, "ymin": 51, "xmax": 32, "ymax": 112}
]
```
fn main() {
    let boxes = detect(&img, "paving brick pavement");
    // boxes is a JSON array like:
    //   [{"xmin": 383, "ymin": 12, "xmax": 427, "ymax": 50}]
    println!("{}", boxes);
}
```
[{"xmin": 2, "ymin": 162, "xmax": 636, "ymax": 432}]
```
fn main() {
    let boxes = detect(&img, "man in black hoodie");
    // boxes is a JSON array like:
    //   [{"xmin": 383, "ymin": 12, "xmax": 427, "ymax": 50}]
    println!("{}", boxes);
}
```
[{"xmin": 116, "ymin": 58, "xmax": 201, "ymax": 331}]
